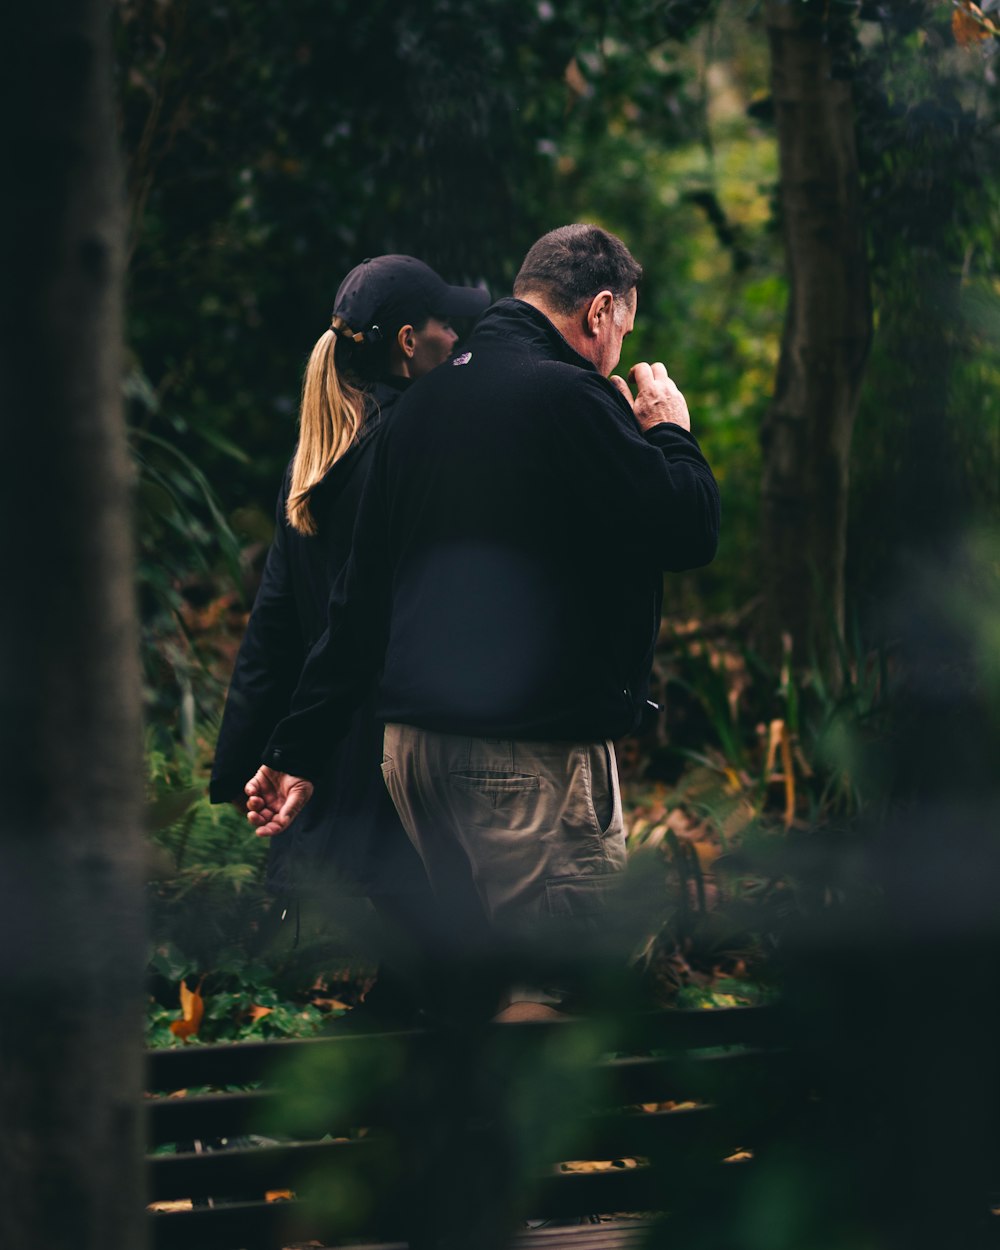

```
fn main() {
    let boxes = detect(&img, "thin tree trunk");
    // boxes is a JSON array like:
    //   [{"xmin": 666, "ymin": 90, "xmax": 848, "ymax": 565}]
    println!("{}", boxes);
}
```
[
  {"xmin": 0, "ymin": 5, "xmax": 146, "ymax": 1249},
  {"xmin": 759, "ymin": 1, "xmax": 872, "ymax": 669}
]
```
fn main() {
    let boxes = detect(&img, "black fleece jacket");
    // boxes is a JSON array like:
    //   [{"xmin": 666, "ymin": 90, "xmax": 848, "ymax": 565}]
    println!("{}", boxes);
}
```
[
  {"xmin": 262, "ymin": 298, "xmax": 721, "ymax": 781},
  {"xmin": 210, "ymin": 379, "xmax": 427, "ymax": 896}
]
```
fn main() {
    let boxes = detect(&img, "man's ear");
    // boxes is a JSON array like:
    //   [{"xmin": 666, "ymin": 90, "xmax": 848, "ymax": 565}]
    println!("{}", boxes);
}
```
[
  {"xmin": 585, "ymin": 290, "xmax": 615, "ymax": 337},
  {"xmin": 397, "ymin": 324, "xmax": 416, "ymax": 357}
]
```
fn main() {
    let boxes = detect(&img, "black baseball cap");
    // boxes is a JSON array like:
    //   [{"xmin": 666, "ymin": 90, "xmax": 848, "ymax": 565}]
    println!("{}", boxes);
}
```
[{"xmin": 332, "ymin": 255, "xmax": 490, "ymax": 343}]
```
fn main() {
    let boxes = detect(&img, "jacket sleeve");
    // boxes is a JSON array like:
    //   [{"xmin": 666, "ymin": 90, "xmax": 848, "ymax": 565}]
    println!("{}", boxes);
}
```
[
  {"xmin": 557, "ymin": 370, "xmax": 721, "ymax": 571},
  {"xmin": 257, "ymin": 448, "xmax": 392, "ymax": 783},
  {"xmin": 209, "ymin": 481, "xmax": 306, "ymax": 802}
]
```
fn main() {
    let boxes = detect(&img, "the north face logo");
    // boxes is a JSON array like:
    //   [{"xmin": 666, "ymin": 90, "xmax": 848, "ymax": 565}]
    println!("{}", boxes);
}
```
[{"xmin": 452, "ymin": 351, "xmax": 473, "ymax": 366}]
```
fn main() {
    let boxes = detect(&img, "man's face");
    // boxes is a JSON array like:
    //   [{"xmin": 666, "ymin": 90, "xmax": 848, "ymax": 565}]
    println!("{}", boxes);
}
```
[
  {"xmin": 593, "ymin": 288, "xmax": 636, "ymax": 377},
  {"xmin": 409, "ymin": 316, "xmax": 459, "ymax": 377}
]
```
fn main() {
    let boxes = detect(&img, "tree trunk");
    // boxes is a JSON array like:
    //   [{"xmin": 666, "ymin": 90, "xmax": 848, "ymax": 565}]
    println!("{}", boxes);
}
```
[
  {"xmin": 759, "ymin": 1, "xmax": 872, "ymax": 669},
  {"xmin": 0, "ymin": 5, "xmax": 146, "ymax": 1249}
]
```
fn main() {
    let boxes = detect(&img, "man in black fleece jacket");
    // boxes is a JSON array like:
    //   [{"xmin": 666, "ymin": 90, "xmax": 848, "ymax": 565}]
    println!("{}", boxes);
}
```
[{"xmin": 246, "ymin": 225, "xmax": 720, "ymax": 1017}]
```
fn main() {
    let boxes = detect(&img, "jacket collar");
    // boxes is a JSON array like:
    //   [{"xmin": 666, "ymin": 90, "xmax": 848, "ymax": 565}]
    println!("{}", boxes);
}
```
[
  {"xmin": 470, "ymin": 298, "xmax": 598, "ymax": 373},
  {"xmin": 356, "ymin": 375, "xmax": 410, "ymax": 447}
]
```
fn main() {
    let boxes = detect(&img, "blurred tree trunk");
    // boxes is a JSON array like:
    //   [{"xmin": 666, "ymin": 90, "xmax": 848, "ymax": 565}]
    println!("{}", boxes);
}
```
[
  {"xmin": 758, "ymin": 1, "xmax": 872, "ymax": 669},
  {"xmin": 0, "ymin": 5, "xmax": 146, "ymax": 1250}
]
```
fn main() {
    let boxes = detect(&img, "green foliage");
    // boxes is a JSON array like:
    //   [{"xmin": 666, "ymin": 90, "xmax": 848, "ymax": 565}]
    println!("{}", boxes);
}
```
[
  {"xmin": 146, "ymin": 723, "xmax": 264, "ymax": 880},
  {"xmin": 146, "ymin": 959, "xmax": 326, "ymax": 1047},
  {"xmin": 128, "ymin": 359, "xmax": 249, "ymax": 731},
  {"xmin": 656, "ymin": 617, "xmax": 890, "ymax": 823},
  {"xmin": 622, "ymin": 612, "xmax": 897, "ymax": 1008},
  {"xmin": 145, "ymin": 721, "xmax": 269, "ymax": 992},
  {"xmin": 806, "ymin": 619, "xmax": 892, "ymax": 817},
  {"xmin": 849, "ymin": 0, "xmax": 1000, "ymax": 603},
  {"xmin": 144, "ymin": 724, "xmax": 386, "ymax": 1045},
  {"xmin": 674, "ymin": 976, "xmax": 776, "ymax": 1008}
]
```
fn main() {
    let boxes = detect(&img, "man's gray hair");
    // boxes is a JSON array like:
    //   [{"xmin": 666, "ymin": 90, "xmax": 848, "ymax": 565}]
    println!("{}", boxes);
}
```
[{"xmin": 513, "ymin": 224, "xmax": 642, "ymax": 315}]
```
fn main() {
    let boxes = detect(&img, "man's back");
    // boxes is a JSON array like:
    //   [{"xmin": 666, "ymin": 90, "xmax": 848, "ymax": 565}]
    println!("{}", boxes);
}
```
[{"xmin": 372, "ymin": 298, "xmax": 719, "ymax": 741}]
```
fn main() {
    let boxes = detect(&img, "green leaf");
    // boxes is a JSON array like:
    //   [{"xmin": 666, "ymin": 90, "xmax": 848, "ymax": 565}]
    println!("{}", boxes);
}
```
[
  {"xmin": 149, "ymin": 943, "xmax": 192, "ymax": 982},
  {"xmin": 195, "ymin": 423, "xmax": 252, "ymax": 465}
]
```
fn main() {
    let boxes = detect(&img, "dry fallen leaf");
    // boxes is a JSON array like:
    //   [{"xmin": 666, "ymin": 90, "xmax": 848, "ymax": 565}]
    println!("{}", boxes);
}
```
[
  {"xmin": 311, "ymin": 997, "xmax": 353, "ymax": 1012},
  {"xmin": 564, "ymin": 57, "xmax": 589, "ymax": 97},
  {"xmin": 558, "ymin": 1157, "xmax": 646, "ymax": 1173},
  {"xmin": 169, "ymin": 978, "xmax": 205, "ymax": 1040},
  {"xmin": 953, "ymin": 2, "xmax": 991, "ymax": 46},
  {"xmin": 639, "ymin": 1100, "xmax": 702, "ymax": 1113}
]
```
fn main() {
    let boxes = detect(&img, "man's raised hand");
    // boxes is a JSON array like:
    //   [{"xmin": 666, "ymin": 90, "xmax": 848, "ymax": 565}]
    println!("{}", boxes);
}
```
[
  {"xmin": 610, "ymin": 361, "xmax": 691, "ymax": 433},
  {"xmin": 244, "ymin": 765, "xmax": 314, "ymax": 837}
]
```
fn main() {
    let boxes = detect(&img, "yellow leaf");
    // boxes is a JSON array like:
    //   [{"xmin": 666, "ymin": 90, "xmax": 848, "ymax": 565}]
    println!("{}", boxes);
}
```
[
  {"xmin": 693, "ymin": 840, "xmax": 722, "ymax": 868},
  {"xmin": 763, "ymin": 718, "xmax": 783, "ymax": 778},
  {"xmin": 764, "ymin": 719, "xmax": 798, "ymax": 826},
  {"xmin": 248, "ymin": 1004, "xmax": 274, "ymax": 1023},
  {"xmin": 779, "ymin": 721, "xmax": 796, "ymax": 828}
]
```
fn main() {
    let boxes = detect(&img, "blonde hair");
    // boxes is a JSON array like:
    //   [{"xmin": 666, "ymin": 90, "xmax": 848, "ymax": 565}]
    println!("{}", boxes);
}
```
[{"xmin": 286, "ymin": 322, "xmax": 368, "ymax": 535}]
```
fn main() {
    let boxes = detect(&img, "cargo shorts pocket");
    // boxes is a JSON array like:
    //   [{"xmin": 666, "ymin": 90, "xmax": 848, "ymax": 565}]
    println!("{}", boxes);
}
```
[
  {"xmin": 543, "ymin": 873, "xmax": 619, "ymax": 916},
  {"xmin": 542, "ymin": 874, "xmax": 620, "ymax": 933}
]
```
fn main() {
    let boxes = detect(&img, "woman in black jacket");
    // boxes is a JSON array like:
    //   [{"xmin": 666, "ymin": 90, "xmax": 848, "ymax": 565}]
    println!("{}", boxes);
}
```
[{"xmin": 210, "ymin": 255, "xmax": 489, "ymax": 1023}]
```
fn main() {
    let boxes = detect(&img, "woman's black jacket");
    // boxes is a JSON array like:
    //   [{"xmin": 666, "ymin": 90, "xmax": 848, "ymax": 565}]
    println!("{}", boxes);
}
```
[{"xmin": 209, "ymin": 379, "xmax": 425, "ymax": 898}]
